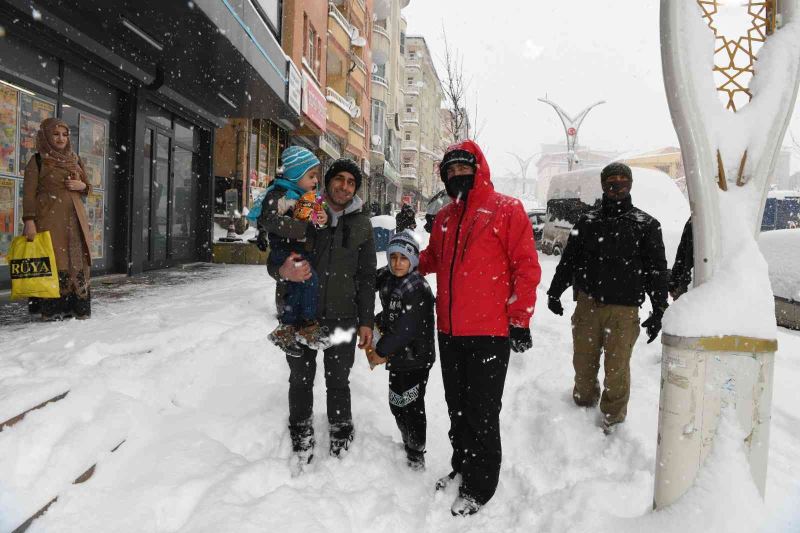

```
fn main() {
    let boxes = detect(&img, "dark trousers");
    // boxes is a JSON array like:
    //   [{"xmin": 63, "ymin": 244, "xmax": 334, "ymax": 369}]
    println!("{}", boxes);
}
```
[
  {"xmin": 388, "ymin": 367, "xmax": 430, "ymax": 453},
  {"xmin": 270, "ymin": 248, "xmax": 318, "ymax": 325},
  {"xmin": 438, "ymin": 334, "xmax": 511, "ymax": 505},
  {"xmin": 286, "ymin": 319, "xmax": 356, "ymax": 432}
]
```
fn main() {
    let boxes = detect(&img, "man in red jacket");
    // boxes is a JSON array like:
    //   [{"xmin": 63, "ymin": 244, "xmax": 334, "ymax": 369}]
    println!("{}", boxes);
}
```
[{"xmin": 419, "ymin": 140, "xmax": 541, "ymax": 516}]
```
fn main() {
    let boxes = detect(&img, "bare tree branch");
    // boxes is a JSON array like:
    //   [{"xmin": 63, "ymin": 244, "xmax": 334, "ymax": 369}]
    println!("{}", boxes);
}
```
[{"xmin": 439, "ymin": 26, "xmax": 475, "ymax": 145}]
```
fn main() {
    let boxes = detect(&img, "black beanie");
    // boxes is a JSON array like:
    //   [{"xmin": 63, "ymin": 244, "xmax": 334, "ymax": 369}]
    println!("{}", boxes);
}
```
[
  {"xmin": 439, "ymin": 149, "xmax": 477, "ymax": 180},
  {"xmin": 325, "ymin": 158, "xmax": 363, "ymax": 190},
  {"xmin": 601, "ymin": 162, "xmax": 633, "ymax": 182}
]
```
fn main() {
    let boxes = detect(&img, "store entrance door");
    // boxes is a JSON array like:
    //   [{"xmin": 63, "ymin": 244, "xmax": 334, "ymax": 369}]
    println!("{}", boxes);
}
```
[{"xmin": 143, "ymin": 125, "xmax": 199, "ymax": 270}]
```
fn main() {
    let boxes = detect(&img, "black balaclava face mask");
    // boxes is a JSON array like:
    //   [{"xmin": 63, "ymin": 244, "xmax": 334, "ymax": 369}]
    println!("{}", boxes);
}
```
[
  {"xmin": 601, "ymin": 178, "xmax": 632, "ymax": 200},
  {"xmin": 444, "ymin": 173, "xmax": 475, "ymax": 201}
]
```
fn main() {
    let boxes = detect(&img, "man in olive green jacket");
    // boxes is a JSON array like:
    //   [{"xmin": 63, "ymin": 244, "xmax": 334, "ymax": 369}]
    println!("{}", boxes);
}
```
[{"xmin": 263, "ymin": 158, "xmax": 376, "ymax": 467}]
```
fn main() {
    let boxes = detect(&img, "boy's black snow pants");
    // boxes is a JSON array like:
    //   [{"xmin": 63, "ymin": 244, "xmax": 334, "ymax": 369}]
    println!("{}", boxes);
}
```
[
  {"xmin": 286, "ymin": 318, "xmax": 356, "ymax": 438},
  {"xmin": 388, "ymin": 367, "xmax": 430, "ymax": 454},
  {"xmin": 438, "ymin": 333, "xmax": 511, "ymax": 505}
]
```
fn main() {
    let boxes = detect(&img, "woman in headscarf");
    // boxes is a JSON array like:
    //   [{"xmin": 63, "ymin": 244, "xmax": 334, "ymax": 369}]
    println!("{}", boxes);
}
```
[{"xmin": 22, "ymin": 117, "xmax": 93, "ymax": 320}]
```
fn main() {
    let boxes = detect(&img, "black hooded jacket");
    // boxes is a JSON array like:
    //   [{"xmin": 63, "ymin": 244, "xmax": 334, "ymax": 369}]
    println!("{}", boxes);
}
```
[
  {"xmin": 374, "ymin": 266, "xmax": 435, "ymax": 371},
  {"xmin": 548, "ymin": 195, "xmax": 669, "ymax": 314}
]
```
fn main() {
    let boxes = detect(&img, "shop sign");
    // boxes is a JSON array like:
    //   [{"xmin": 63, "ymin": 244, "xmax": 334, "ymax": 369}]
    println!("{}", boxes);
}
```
[
  {"xmin": 287, "ymin": 60, "xmax": 302, "ymax": 115},
  {"xmin": 302, "ymin": 72, "xmax": 327, "ymax": 130},
  {"xmin": 319, "ymin": 136, "xmax": 340, "ymax": 159}
]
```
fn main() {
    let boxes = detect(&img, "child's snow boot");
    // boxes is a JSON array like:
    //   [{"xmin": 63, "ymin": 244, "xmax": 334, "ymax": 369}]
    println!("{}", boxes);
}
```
[
  {"xmin": 268, "ymin": 323, "xmax": 304, "ymax": 357},
  {"xmin": 296, "ymin": 321, "xmax": 332, "ymax": 350},
  {"xmin": 450, "ymin": 493, "xmax": 482, "ymax": 517},
  {"xmin": 406, "ymin": 447, "xmax": 425, "ymax": 471}
]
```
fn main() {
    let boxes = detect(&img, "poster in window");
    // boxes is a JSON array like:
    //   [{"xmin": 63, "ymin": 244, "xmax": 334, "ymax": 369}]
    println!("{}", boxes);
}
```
[
  {"xmin": 18, "ymin": 94, "xmax": 54, "ymax": 172},
  {"xmin": 0, "ymin": 84, "xmax": 18, "ymax": 175},
  {"xmin": 84, "ymin": 191, "xmax": 104, "ymax": 259},
  {"xmin": 0, "ymin": 177, "xmax": 15, "ymax": 265},
  {"xmin": 78, "ymin": 114, "xmax": 107, "ymax": 190}
]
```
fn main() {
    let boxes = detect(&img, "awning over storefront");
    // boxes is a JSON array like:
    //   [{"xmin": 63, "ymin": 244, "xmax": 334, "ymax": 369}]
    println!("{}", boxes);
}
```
[{"xmin": 1, "ymin": 0, "xmax": 299, "ymax": 127}]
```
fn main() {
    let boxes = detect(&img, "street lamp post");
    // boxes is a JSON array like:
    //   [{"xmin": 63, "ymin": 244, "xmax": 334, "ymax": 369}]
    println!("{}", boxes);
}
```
[{"xmin": 538, "ymin": 98, "xmax": 605, "ymax": 171}]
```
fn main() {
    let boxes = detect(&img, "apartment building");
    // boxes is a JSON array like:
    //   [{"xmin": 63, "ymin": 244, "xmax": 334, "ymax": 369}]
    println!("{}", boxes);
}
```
[
  {"xmin": 400, "ymin": 36, "xmax": 444, "ymax": 209},
  {"xmin": 368, "ymin": 0, "xmax": 411, "ymax": 214}
]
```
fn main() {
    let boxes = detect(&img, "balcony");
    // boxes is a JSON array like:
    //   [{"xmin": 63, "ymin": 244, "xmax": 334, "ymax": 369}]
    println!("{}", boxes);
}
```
[
  {"xmin": 350, "ymin": 117, "xmax": 366, "ymax": 137},
  {"xmin": 402, "ymin": 140, "xmax": 418, "ymax": 151},
  {"xmin": 403, "ymin": 112, "xmax": 419, "ymax": 124},
  {"xmin": 406, "ymin": 58, "xmax": 421, "ymax": 69},
  {"xmin": 326, "ymin": 87, "xmax": 359, "ymax": 118},
  {"xmin": 371, "ymin": 74, "xmax": 388, "ymax": 87},
  {"xmin": 404, "ymin": 85, "xmax": 420, "ymax": 96},
  {"xmin": 372, "ymin": 22, "xmax": 390, "ymax": 65},
  {"xmin": 328, "ymin": 3, "xmax": 353, "ymax": 51}
]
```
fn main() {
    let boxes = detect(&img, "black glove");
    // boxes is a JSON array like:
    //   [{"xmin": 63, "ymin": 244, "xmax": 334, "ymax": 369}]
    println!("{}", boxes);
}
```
[
  {"xmin": 641, "ymin": 312, "xmax": 663, "ymax": 344},
  {"xmin": 509, "ymin": 326, "xmax": 532, "ymax": 353},
  {"xmin": 547, "ymin": 295, "xmax": 564, "ymax": 316},
  {"xmin": 255, "ymin": 230, "xmax": 268, "ymax": 252}
]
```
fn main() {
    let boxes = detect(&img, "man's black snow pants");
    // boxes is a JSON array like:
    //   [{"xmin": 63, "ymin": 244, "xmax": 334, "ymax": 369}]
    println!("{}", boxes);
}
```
[
  {"xmin": 286, "ymin": 319, "xmax": 356, "ymax": 437},
  {"xmin": 438, "ymin": 334, "xmax": 511, "ymax": 505},
  {"xmin": 388, "ymin": 367, "xmax": 430, "ymax": 454}
]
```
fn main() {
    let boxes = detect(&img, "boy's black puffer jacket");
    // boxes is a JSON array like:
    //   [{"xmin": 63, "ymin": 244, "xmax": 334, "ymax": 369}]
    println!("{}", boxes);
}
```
[{"xmin": 375, "ymin": 266, "xmax": 435, "ymax": 371}]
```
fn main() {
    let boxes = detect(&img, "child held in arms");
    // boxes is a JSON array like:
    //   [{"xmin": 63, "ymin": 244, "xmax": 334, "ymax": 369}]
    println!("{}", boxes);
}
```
[
  {"xmin": 261, "ymin": 146, "xmax": 330, "ymax": 353},
  {"xmin": 367, "ymin": 230, "xmax": 435, "ymax": 470}
]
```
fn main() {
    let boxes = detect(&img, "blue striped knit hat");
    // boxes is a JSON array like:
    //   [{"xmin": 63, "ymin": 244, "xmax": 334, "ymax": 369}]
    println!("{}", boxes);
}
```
[
  {"xmin": 281, "ymin": 146, "xmax": 321, "ymax": 183},
  {"xmin": 386, "ymin": 230, "xmax": 420, "ymax": 272}
]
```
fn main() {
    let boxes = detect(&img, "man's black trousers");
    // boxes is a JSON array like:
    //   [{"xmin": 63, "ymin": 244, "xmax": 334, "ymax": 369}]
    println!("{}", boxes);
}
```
[
  {"xmin": 388, "ymin": 367, "xmax": 430, "ymax": 453},
  {"xmin": 438, "ymin": 333, "xmax": 511, "ymax": 505},
  {"xmin": 286, "ymin": 319, "xmax": 356, "ymax": 435}
]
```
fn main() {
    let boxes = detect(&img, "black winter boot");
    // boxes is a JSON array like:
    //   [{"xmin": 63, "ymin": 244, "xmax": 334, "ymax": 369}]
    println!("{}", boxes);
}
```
[
  {"xmin": 289, "ymin": 419, "xmax": 314, "ymax": 476},
  {"xmin": 406, "ymin": 447, "xmax": 425, "ymax": 471},
  {"xmin": 329, "ymin": 422, "xmax": 354, "ymax": 458}
]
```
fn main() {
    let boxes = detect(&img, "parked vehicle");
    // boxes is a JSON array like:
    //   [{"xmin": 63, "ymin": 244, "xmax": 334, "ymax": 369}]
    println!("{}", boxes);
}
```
[
  {"xmin": 527, "ymin": 208, "xmax": 547, "ymax": 244},
  {"xmin": 540, "ymin": 168, "xmax": 603, "ymax": 256},
  {"xmin": 761, "ymin": 191, "xmax": 800, "ymax": 232}
]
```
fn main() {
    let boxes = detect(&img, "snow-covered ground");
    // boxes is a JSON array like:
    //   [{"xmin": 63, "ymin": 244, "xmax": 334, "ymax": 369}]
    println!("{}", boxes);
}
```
[{"xmin": 0, "ymin": 248, "xmax": 799, "ymax": 532}]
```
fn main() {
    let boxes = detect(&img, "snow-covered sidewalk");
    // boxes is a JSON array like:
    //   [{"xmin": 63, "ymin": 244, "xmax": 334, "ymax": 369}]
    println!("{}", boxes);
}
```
[{"xmin": 0, "ymin": 258, "xmax": 798, "ymax": 532}]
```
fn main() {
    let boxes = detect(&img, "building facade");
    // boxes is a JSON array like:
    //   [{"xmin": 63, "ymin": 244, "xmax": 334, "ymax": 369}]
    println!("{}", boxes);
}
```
[
  {"xmin": 368, "ymin": 0, "xmax": 410, "ymax": 215},
  {"xmin": 400, "ymin": 36, "xmax": 444, "ymax": 210},
  {"xmin": 0, "ymin": 0, "xmax": 299, "ymax": 287}
]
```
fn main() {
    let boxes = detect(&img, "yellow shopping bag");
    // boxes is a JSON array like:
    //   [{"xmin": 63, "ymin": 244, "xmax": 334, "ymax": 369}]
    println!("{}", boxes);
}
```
[{"xmin": 8, "ymin": 231, "xmax": 60, "ymax": 300}]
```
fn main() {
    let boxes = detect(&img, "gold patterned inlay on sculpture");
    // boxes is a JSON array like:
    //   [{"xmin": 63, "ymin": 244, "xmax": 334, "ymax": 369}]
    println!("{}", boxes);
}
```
[{"xmin": 696, "ymin": 0, "xmax": 777, "ymax": 112}]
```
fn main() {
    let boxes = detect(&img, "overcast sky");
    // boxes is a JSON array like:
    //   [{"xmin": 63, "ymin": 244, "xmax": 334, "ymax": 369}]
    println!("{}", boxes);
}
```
[{"xmin": 403, "ymin": 0, "xmax": 800, "ymax": 178}]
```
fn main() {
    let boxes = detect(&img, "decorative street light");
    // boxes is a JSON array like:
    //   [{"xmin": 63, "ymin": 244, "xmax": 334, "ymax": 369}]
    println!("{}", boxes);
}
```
[
  {"xmin": 537, "ymin": 97, "xmax": 605, "ymax": 171},
  {"xmin": 506, "ymin": 152, "xmax": 539, "ymax": 198}
]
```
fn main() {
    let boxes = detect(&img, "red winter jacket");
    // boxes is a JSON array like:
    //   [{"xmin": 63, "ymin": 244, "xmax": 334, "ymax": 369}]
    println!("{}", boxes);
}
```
[{"xmin": 419, "ymin": 140, "xmax": 542, "ymax": 336}]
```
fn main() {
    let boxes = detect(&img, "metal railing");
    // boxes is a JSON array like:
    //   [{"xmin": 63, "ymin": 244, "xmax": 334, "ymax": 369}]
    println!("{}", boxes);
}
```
[
  {"xmin": 371, "ymin": 74, "xmax": 388, "ymax": 86},
  {"xmin": 328, "ymin": 3, "xmax": 353, "ymax": 36},
  {"xmin": 326, "ymin": 87, "xmax": 359, "ymax": 118}
]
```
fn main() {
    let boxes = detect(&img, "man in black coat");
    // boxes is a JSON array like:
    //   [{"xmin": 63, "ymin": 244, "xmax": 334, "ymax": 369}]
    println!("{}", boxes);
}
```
[
  {"xmin": 547, "ymin": 162, "xmax": 668, "ymax": 434},
  {"xmin": 263, "ymin": 158, "xmax": 376, "ymax": 467}
]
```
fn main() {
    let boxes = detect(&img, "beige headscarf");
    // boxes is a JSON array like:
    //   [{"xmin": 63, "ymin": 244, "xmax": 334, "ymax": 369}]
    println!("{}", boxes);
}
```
[{"xmin": 36, "ymin": 117, "xmax": 84, "ymax": 178}]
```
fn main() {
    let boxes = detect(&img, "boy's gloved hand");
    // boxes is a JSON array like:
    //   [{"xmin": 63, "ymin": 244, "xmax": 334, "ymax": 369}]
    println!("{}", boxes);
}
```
[{"xmin": 510, "ymin": 326, "xmax": 533, "ymax": 353}]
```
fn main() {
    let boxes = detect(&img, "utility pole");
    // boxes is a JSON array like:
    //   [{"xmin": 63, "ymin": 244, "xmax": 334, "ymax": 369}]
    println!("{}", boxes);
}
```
[{"xmin": 538, "ymin": 97, "xmax": 605, "ymax": 171}]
